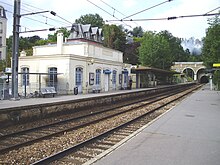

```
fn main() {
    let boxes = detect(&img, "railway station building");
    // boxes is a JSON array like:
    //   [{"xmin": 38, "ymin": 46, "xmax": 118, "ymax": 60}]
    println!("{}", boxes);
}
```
[{"xmin": 18, "ymin": 24, "xmax": 131, "ymax": 95}]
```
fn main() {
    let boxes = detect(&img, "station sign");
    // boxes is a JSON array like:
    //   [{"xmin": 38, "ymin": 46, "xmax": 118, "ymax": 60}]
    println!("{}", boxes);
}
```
[
  {"xmin": 5, "ymin": 68, "xmax": 12, "ymax": 73},
  {"xmin": 213, "ymin": 63, "xmax": 220, "ymax": 67}
]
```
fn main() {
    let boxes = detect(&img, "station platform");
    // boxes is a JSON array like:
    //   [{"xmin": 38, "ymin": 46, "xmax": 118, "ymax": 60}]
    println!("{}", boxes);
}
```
[
  {"xmin": 0, "ymin": 88, "xmax": 149, "ymax": 110},
  {"xmin": 93, "ymin": 84, "xmax": 220, "ymax": 165}
]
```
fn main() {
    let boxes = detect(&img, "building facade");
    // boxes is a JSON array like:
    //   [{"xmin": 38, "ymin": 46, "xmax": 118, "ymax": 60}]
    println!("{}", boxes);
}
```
[
  {"xmin": 0, "ymin": 6, "xmax": 7, "ymax": 60},
  {"xmin": 18, "ymin": 32, "xmax": 130, "ymax": 95}
]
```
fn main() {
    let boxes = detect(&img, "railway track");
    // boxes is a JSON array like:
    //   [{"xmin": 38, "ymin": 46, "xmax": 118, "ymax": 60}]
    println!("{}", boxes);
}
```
[
  {"xmin": 0, "ymin": 84, "xmax": 201, "ymax": 164},
  {"xmin": 33, "ymin": 85, "xmax": 201, "ymax": 165},
  {"xmin": 0, "ymin": 86, "xmax": 188, "ymax": 154}
]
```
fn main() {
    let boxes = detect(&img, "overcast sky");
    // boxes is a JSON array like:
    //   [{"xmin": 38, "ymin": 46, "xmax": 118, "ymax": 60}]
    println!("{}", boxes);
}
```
[{"xmin": 2, "ymin": 0, "xmax": 220, "ymax": 39}]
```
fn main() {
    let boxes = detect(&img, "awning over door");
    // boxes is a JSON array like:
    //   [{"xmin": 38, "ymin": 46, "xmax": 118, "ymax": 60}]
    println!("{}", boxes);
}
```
[{"xmin": 103, "ymin": 69, "xmax": 111, "ymax": 74}]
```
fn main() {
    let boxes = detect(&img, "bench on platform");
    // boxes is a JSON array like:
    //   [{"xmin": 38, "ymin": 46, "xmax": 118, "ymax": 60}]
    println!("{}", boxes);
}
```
[
  {"xmin": 40, "ymin": 87, "xmax": 56, "ymax": 97},
  {"xmin": 92, "ymin": 85, "xmax": 101, "ymax": 93}
]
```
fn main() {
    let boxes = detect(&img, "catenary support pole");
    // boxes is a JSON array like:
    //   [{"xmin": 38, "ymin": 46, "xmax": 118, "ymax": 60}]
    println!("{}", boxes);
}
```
[{"xmin": 12, "ymin": 0, "xmax": 21, "ymax": 100}]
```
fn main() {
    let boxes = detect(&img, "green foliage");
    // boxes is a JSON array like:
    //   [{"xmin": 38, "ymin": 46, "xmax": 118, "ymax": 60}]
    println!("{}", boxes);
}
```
[
  {"xmin": 123, "ymin": 42, "xmax": 140, "ymax": 65},
  {"xmin": 6, "ymin": 35, "xmax": 47, "ymax": 59},
  {"xmin": 48, "ymin": 27, "xmax": 70, "ymax": 42},
  {"xmin": 130, "ymin": 26, "xmax": 144, "ymax": 37},
  {"xmin": 138, "ymin": 30, "xmax": 190, "ymax": 70},
  {"xmin": 202, "ymin": 14, "xmax": 220, "ymax": 68},
  {"xmin": 213, "ymin": 70, "xmax": 220, "ymax": 90},
  {"xmin": 158, "ymin": 30, "xmax": 189, "ymax": 62},
  {"xmin": 0, "ymin": 60, "xmax": 6, "ymax": 72},
  {"xmin": 188, "ymin": 54, "xmax": 202, "ymax": 62},
  {"xmin": 75, "ymin": 13, "xmax": 104, "ymax": 28},
  {"xmin": 103, "ymin": 24, "xmax": 126, "ymax": 52},
  {"xmin": 138, "ymin": 31, "xmax": 172, "ymax": 70}
]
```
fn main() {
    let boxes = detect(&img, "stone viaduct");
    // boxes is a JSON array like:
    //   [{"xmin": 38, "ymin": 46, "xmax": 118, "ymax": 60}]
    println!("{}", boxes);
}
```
[{"xmin": 171, "ymin": 62, "xmax": 209, "ymax": 83}]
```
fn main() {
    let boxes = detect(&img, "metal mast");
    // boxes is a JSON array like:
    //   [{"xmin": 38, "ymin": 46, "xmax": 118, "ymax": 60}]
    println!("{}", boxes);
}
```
[{"xmin": 12, "ymin": 0, "xmax": 20, "ymax": 99}]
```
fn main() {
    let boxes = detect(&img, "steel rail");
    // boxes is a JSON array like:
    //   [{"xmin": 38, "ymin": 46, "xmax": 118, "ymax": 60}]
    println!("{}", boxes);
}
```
[
  {"xmin": 0, "ymin": 87, "xmax": 185, "ymax": 154},
  {"xmin": 0, "ymin": 84, "xmax": 197, "ymax": 155},
  {"xmin": 32, "ymin": 85, "xmax": 201, "ymax": 164}
]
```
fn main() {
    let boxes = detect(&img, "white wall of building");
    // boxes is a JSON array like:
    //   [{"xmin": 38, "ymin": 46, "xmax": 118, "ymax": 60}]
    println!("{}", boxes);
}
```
[{"xmin": 18, "ymin": 33, "xmax": 129, "ymax": 95}]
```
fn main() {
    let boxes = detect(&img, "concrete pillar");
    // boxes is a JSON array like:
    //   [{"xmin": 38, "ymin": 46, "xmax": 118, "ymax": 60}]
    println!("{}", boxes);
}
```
[{"xmin": 194, "ymin": 74, "xmax": 197, "ymax": 81}]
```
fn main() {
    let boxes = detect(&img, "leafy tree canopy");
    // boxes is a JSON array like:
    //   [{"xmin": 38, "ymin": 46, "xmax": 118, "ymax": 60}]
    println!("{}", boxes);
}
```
[
  {"xmin": 47, "ymin": 27, "xmax": 70, "ymax": 42},
  {"xmin": 103, "ymin": 24, "xmax": 126, "ymax": 52},
  {"xmin": 158, "ymin": 30, "xmax": 189, "ymax": 62},
  {"xmin": 123, "ymin": 42, "xmax": 140, "ymax": 65},
  {"xmin": 130, "ymin": 26, "xmax": 144, "ymax": 37},
  {"xmin": 202, "ymin": 14, "xmax": 220, "ymax": 68},
  {"xmin": 139, "ymin": 31, "xmax": 172, "ymax": 70},
  {"xmin": 75, "ymin": 13, "xmax": 104, "ymax": 28}
]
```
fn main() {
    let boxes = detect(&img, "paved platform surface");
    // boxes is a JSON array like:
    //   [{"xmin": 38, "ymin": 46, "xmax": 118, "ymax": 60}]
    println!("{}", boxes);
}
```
[
  {"xmin": 0, "ymin": 88, "xmax": 148, "ymax": 110},
  {"xmin": 93, "ymin": 85, "xmax": 220, "ymax": 165}
]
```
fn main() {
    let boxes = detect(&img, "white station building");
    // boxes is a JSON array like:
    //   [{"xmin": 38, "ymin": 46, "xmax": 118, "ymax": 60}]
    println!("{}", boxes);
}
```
[{"xmin": 18, "ymin": 24, "xmax": 130, "ymax": 95}]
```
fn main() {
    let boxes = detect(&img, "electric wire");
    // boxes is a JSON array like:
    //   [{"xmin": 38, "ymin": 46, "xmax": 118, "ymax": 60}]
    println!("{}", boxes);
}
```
[
  {"xmin": 100, "ymin": 0, "xmax": 126, "ymax": 17},
  {"xmin": 22, "ymin": 2, "xmax": 73, "ymax": 25},
  {"xmin": 99, "ymin": 0, "xmax": 139, "ymax": 26},
  {"xmin": 3, "ymin": 0, "xmax": 73, "ymax": 34},
  {"xmin": 5, "ymin": 9, "xmax": 57, "ymax": 33},
  {"xmin": 122, "ymin": 0, "xmax": 173, "ymax": 20},
  {"xmin": 1, "ymin": 0, "xmax": 72, "ymax": 27},
  {"xmin": 108, "ymin": 12, "xmax": 220, "ymax": 22},
  {"xmin": 86, "ymin": 0, "xmax": 132, "ymax": 28},
  {"xmin": 22, "ymin": 6, "xmax": 69, "ymax": 26},
  {"xmin": 0, "ymin": 1, "xmax": 13, "ymax": 8},
  {"xmin": 22, "ymin": 2, "xmax": 71, "ymax": 25},
  {"xmin": 204, "ymin": 6, "xmax": 220, "ymax": 15}
]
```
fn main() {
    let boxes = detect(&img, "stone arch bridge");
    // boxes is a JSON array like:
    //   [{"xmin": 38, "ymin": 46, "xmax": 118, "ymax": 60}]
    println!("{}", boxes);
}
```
[{"xmin": 171, "ymin": 62, "xmax": 209, "ymax": 83}]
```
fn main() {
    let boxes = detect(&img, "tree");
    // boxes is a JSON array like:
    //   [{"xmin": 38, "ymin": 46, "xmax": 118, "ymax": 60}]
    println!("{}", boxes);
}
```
[
  {"xmin": 103, "ymin": 24, "xmax": 126, "ymax": 52},
  {"xmin": 123, "ymin": 42, "xmax": 140, "ymax": 64},
  {"xmin": 138, "ymin": 31, "xmax": 172, "ymax": 70},
  {"xmin": 48, "ymin": 27, "xmax": 70, "ymax": 42},
  {"xmin": 0, "ymin": 60, "xmax": 6, "ymax": 72},
  {"xmin": 202, "ymin": 14, "xmax": 220, "ymax": 68},
  {"xmin": 158, "ymin": 30, "xmax": 188, "ymax": 62},
  {"xmin": 130, "ymin": 26, "xmax": 144, "ymax": 37},
  {"xmin": 213, "ymin": 70, "xmax": 220, "ymax": 90},
  {"xmin": 75, "ymin": 13, "xmax": 104, "ymax": 28}
]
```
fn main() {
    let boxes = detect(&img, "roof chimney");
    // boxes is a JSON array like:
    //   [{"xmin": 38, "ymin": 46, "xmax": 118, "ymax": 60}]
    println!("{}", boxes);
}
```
[{"xmin": 57, "ymin": 32, "xmax": 63, "ymax": 54}]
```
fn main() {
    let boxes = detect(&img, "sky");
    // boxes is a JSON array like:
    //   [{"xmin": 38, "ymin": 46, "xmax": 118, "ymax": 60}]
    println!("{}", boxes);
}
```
[{"xmin": 2, "ymin": 0, "xmax": 220, "ymax": 40}]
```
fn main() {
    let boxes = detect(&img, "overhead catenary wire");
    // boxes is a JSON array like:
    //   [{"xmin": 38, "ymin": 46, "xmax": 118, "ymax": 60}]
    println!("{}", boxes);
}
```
[
  {"xmin": 3, "ymin": 1, "xmax": 72, "ymax": 35},
  {"xmin": 22, "ymin": 3, "xmax": 70, "ymax": 26},
  {"xmin": 107, "ymin": 13, "xmax": 220, "ymax": 22},
  {"xmin": 1, "ymin": 0, "xmax": 69, "ymax": 28},
  {"xmin": 22, "ymin": 1, "xmax": 72, "ymax": 24},
  {"xmin": 22, "ymin": 2, "xmax": 73, "ymax": 25},
  {"xmin": 19, "ymin": 25, "xmax": 72, "ymax": 34},
  {"xmin": 86, "ymin": 0, "xmax": 132, "ymax": 28},
  {"xmin": 5, "ymin": 9, "xmax": 58, "ymax": 34},
  {"xmin": 5, "ymin": 8, "xmax": 58, "ymax": 28},
  {"xmin": 204, "ymin": 6, "xmax": 220, "ymax": 15},
  {"xmin": 100, "ymin": 0, "xmax": 126, "ymax": 17},
  {"xmin": 0, "ymin": 0, "xmax": 13, "ymax": 7},
  {"xmin": 99, "ymin": 0, "xmax": 139, "ymax": 26},
  {"xmin": 2, "ymin": 0, "xmax": 73, "ymax": 26},
  {"xmin": 122, "ymin": 0, "xmax": 173, "ymax": 20}
]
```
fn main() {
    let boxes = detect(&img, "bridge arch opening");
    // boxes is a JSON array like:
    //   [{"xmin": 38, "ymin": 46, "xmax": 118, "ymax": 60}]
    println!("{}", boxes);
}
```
[
  {"xmin": 183, "ymin": 68, "xmax": 194, "ymax": 81},
  {"xmin": 197, "ymin": 68, "xmax": 208, "ymax": 83},
  {"xmin": 200, "ymin": 75, "xmax": 209, "ymax": 83}
]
